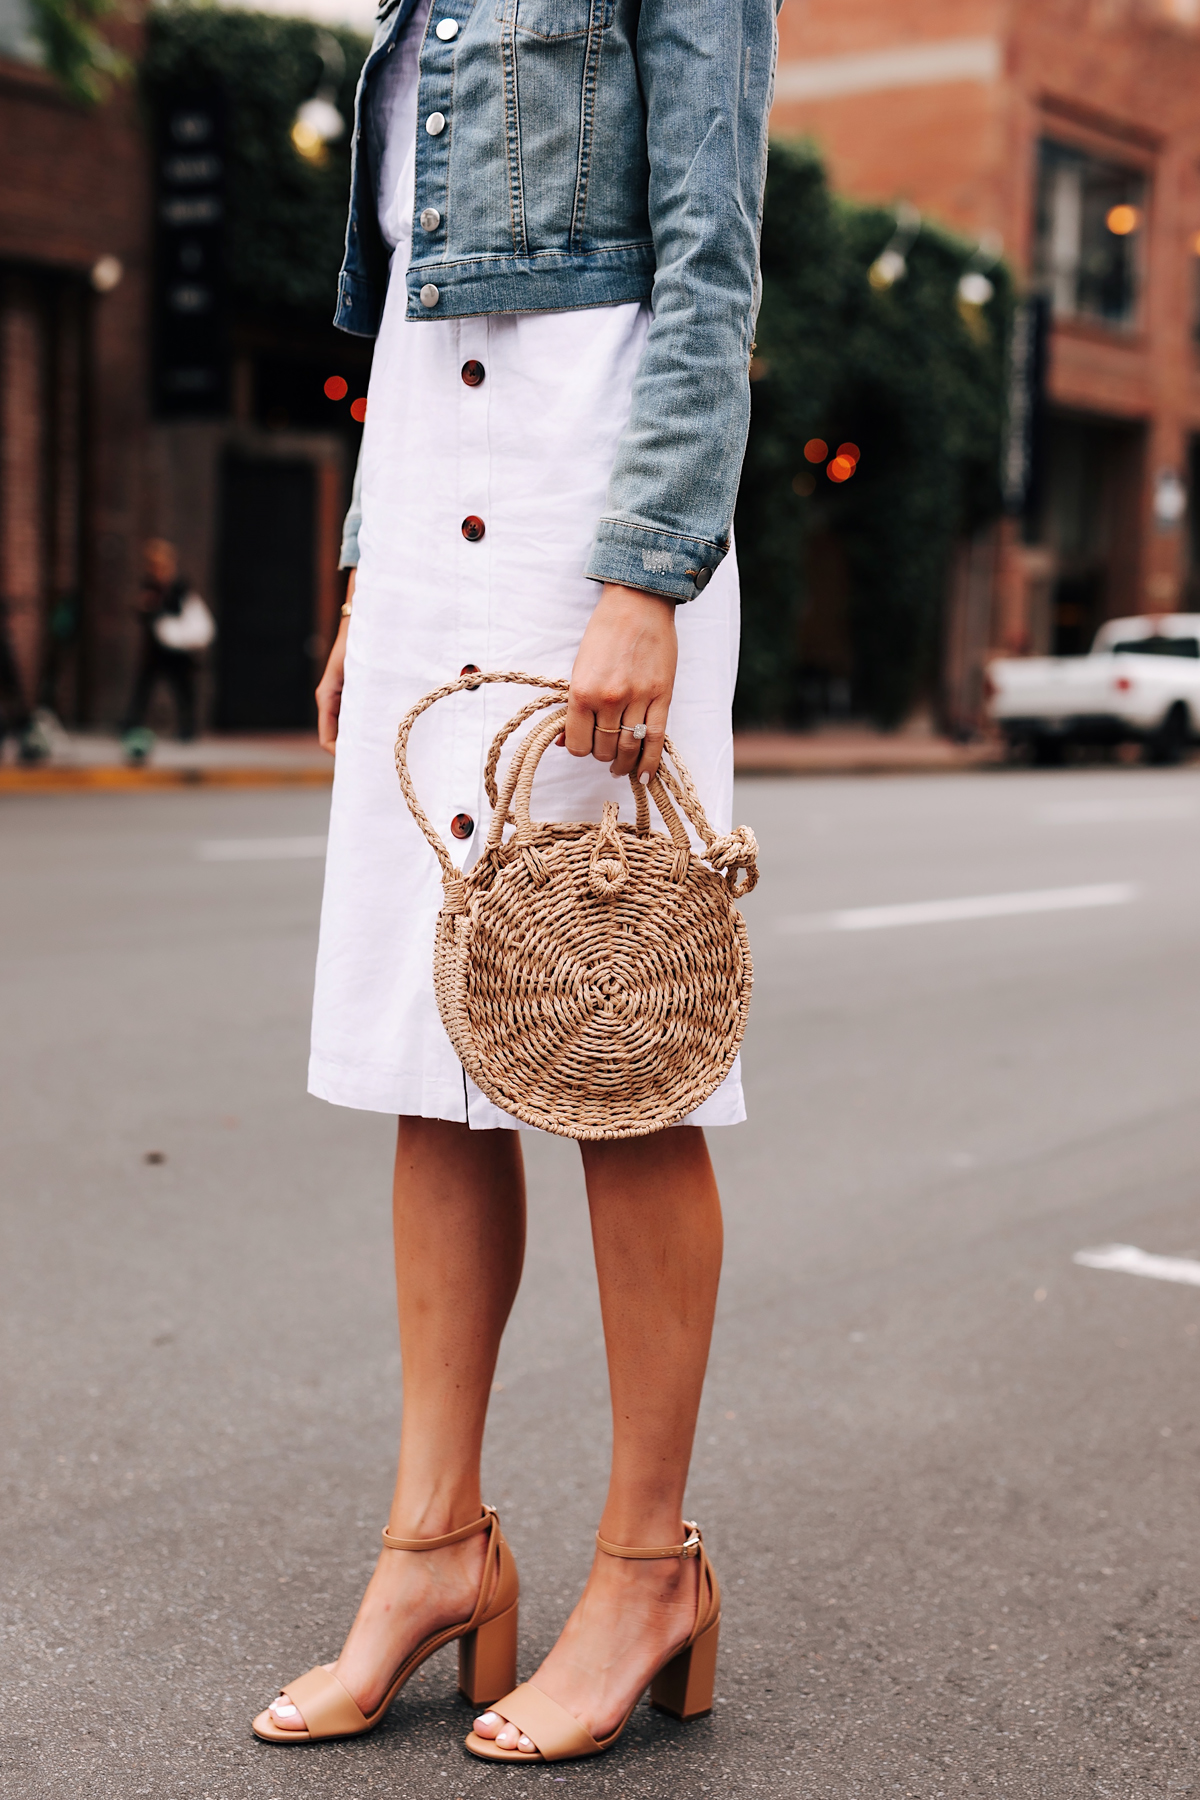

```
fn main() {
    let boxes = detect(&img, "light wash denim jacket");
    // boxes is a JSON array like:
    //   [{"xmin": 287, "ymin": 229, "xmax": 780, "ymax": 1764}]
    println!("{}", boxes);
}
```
[{"xmin": 338, "ymin": 0, "xmax": 779, "ymax": 602}]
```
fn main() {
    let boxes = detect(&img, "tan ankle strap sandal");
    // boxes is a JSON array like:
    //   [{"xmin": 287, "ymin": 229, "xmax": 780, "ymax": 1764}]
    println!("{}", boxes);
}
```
[
  {"xmin": 251, "ymin": 1506, "xmax": 519, "ymax": 1745},
  {"xmin": 464, "ymin": 1520, "xmax": 720, "ymax": 1764}
]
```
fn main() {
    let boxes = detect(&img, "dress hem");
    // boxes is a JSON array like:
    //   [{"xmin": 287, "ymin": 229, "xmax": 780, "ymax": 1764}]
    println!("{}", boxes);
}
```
[{"xmin": 308, "ymin": 1053, "xmax": 747, "ymax": 1131}]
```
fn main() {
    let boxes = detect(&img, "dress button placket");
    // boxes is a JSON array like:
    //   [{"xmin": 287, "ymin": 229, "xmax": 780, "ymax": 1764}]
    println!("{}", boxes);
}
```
[{"xmin": 453, "ymin": 317, "xmax": 492, "ymax": 870}]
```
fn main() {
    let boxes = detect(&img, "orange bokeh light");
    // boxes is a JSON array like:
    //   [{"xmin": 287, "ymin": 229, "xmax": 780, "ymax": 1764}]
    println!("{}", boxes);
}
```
[
  {"xmin": 1106, "ymin": 204, "xmax": 1140, "ymax": 236},
  {"xmin": 827, "ymin": 456, "xmax": 855, "ymax": 483},
  {"xmin": 323, "ymin": 375, "xmax": 348, "ymax": 401},
  {"xmin": 836, "ymin": 442, "xmax": 861, "ymax": 464},
  {"xmin": 350, "ymin": 397, "xmax": 368, "ymax": 423},
  {"xmin": 804, "ymin": 438, "xmax": 828, "ymax": 463}
]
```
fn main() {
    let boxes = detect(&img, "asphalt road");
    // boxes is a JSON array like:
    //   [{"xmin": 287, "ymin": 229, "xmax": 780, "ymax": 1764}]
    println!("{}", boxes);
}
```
[{"xmin": 4, "ymin": 764, "xmax": 1200, "ymax": 1800}]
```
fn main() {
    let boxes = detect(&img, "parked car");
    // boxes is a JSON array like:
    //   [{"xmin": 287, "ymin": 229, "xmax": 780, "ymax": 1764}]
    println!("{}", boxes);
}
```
[{"xmin": 986, "ymin": 613, "xmax": 1200, "ymax": 765}]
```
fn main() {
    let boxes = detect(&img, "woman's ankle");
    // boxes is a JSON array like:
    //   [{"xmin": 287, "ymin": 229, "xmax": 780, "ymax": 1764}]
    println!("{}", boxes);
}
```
[
  {"xmin": 597, "ymin": 1506, "xmax": 688, "ymax": 1550},
  {"xmin": 386, "ymin": 1483, "xmax": 486, "ymax": 1542}
]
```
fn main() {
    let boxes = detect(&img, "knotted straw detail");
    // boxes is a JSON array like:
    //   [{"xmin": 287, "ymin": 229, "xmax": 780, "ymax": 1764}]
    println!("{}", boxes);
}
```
[
  {"xmin": 588, "ymin": 803, "xmax": 629, "ymax": 900},
  {"xmin": 394, "ymin": 671, "xmax": 757, "ymax": 1141},
  {"xmin": 705, "ymin": 825, "xmax": 759, "ymax": 899}
]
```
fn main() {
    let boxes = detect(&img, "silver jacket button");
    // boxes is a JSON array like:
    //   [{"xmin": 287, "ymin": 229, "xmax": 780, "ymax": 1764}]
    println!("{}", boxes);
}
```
[
  {"xmin": 419, "ymin": 207, "xmax": 441, "ymax": 232},
  {"xmin": 419, "ymin": 283, "xmax": 441, "ymax": 308},
  {"xmin": 425, "ymin": 111, "xmax": 446, "ymax": 136},
  {"xmin": 435, "ymin": 17, "xmax": 459, "ymax": 38}
]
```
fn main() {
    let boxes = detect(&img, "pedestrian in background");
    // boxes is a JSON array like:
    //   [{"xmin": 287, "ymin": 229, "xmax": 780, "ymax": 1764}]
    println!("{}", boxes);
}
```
[
  {"xmin": 122, "ymin": 538, "xmax": 214, "ymax": 751},
  {"xmin": 0, "ymin": 601, "xmax": 40, "ymax": 764},
  {"xmin": 252, "ymin": 0, "xmax": 777, "ymax": 1769}
]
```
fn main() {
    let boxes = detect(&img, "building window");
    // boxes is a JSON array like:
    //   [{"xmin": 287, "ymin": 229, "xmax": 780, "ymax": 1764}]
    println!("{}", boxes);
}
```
[{"xmin": 1034, "ymin": 139, "xmax": 1147, "ymax": 329}]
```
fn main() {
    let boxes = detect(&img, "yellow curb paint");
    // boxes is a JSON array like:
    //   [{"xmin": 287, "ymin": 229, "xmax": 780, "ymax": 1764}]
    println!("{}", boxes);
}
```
[{"xmin": 0, "ymin": 766, "xmax": 333, "ymax": 793}]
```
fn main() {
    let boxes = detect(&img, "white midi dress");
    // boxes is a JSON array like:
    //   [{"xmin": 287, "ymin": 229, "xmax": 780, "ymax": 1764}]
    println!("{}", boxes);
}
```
[{"xmin": 308, "ymin": 0, "xmax": 745, "ymax": 1130}]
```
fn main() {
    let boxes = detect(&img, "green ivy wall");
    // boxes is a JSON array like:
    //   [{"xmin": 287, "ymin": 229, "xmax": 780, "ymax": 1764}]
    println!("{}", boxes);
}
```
[{"xmin": 737, "ymin": 142, "xmax": 1012, "ymax": 729}]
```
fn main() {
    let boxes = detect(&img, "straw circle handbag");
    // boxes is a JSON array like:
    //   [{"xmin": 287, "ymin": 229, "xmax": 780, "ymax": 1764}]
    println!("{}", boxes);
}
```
[{"xmin": 395, "ymin": 671, "xmax": 758, "ymax": 1140}]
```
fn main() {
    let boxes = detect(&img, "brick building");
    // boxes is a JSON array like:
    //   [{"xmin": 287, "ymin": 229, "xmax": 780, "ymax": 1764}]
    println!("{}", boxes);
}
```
[
  {"xmin": 773, "ymin": 0, "xmax": 1200, "ymax": 722},
  {"xmin": 0, "ymin": 7, "xmax": 362, "ymax": 738},
  {"xmin": 0, "ymin": 5, "xmax": 150, "ymax": 730}
]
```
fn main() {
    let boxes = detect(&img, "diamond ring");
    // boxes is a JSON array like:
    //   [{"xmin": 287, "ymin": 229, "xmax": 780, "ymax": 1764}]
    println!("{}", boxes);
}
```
[{"xmin": 620, "ymin": 722, "xmax": 647, "ymax": 740}]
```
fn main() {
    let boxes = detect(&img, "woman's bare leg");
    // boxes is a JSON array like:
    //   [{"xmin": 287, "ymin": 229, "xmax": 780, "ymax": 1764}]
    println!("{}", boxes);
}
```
[
  {"xmin": 269, "ymin": 1116, "xmax": 525, "ymax": 1729},
  {"xmin": 475, "ymin": 1124, "xmax": 722, "ymax": 1750}
]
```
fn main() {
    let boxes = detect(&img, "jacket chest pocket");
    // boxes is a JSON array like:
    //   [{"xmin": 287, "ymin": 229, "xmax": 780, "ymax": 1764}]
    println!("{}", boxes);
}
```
[{"xmin": 497, "ymin": 0, "xmax": 614, "ymax": 39}]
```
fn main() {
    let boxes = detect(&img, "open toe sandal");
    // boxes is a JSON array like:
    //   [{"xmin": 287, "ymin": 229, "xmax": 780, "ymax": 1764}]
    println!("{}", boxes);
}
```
[
  {"xmin": 252, "ymin": 1505, "xmax": 518, "ymax": 1744},
  {"xmin": 464, "ymin": 1520, "xmax": 719, "ymax": 1764}
]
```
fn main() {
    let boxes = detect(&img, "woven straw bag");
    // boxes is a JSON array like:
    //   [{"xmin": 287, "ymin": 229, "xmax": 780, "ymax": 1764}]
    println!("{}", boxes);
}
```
[{"xmin": 395, "ymin": 671, "xmax": 758, "ymax": 1140}]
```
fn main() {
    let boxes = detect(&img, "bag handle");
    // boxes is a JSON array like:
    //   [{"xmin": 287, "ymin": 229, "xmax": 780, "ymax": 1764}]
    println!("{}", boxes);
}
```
[
  {"xmin": 482, "ymin": 691, "xmax": 653, "ymax": 837},
  {"xmin": 499, "ymin": 707, "xmax": 706, "ymax": 881},
  {"xmin": 394, "ymin": 670, "xmax": 758, "ymax": 900},
  {"xmin": 394, "ymin": 670, "xmax": 564, "ymax": 884}
]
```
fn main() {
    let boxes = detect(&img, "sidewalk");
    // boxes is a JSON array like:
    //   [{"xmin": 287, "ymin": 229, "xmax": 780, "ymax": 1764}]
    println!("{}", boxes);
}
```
[
  {"xmin": 732, "ymin": 723, "xmax": 1005, "ymax": 776},
  {"xmin": 0, "ymin": 726, "xmax": 333, "ymax": 791},
  {"xmin": 0, "ymin": 720, "xmax": 1005, "ymax": 791}
]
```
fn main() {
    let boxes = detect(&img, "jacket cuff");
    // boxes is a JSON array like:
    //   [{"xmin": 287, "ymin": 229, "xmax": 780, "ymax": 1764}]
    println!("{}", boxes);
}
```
[{"xmin": 585, "ymin": 519, "xmax": 725, "ymax": 603}]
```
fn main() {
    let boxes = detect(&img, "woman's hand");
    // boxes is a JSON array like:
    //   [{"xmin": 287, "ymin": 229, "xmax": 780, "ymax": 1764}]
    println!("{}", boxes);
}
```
[
  {"xmin": 317, "ymin": 570, "xmax": 355, "ymax": 754},
  {"xmin": 564, "ymin": 581, "xmax": 677, "ymax": 782}
]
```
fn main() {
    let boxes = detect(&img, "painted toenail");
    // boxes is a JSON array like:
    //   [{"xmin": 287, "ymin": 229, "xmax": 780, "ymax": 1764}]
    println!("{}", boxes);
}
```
[{"xmin": 477, "ymin": 1712, "xmax": 499, "ymax": 1724}]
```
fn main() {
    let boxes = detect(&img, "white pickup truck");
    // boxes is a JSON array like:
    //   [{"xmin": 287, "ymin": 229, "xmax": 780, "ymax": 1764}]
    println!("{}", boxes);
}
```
[{"xmin": 987, "ymin": 613, "xmax": 1200, "ymax": 765}]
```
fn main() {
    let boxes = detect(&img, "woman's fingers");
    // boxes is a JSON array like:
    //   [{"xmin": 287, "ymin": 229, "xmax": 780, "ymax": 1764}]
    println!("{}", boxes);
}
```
[
  {"xmin": 609, "ymin": 710, "xmax": 647, "ymax": 779},
  {"xmin": 565, "ymin": 583, "xmax": 678, "ymax": 764},
  {"xmin": 316, "ymin": 615, "xmax": 350, "ymax": 755},
  {"xmin": 564, "ymin": 688, "xmax": 600, "ymax": 759},
  {"xmin": 632, "ymin": 693, "xmax": 670, "ymax": 783},
  {"xmin": 590, "ymin": 710, "xmax": 624, "ymax": 764}
]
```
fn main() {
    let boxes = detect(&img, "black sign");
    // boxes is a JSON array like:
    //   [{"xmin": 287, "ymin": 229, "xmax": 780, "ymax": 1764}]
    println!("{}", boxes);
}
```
[
  {"xmin": 1002, "ymin": 295, "xmax": 1048, "ymax": 521},
  {"xmin": 153, "ymin": 92, "xmax": 228, "ymax": 418}
]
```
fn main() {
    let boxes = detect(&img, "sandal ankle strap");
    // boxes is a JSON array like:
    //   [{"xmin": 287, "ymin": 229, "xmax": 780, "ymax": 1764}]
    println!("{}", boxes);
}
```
[
  {"xmin": 596, "ymin": 1520, "xmax": 702, "ymax": 1560},
  {"xmin": 382, "ymin": 1504, "xmax": 496, "ymax": 1552}
]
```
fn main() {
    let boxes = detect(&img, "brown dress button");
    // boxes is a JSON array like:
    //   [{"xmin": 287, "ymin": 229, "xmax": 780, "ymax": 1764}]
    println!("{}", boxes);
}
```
[
  {"xmin": 451, "ymin": 812, "xmax": 474, "ymax": 840},
  {"xmin": 461, "ymin": 359, "xmax": 485, "ymax": 387},
  {"xmin": 460, "ymin": 662, "xmax": 482, "ymax": 689},
  {"xmin": 461, "ymin": 515, "xmax": 485, "ymax": 542}
]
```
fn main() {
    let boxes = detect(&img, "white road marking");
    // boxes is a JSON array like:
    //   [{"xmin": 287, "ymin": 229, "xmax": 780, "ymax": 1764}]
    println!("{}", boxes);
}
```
[
  {"xmin": 197, "ymin": 836, "xmax": 328, "ymax": 861},
  {"xmin": 1038, "ymin": 797, "xmax": 1198, "ymax": 825},
  {"xmin": 777, "ymin": 882, "xmax": 1137, "ymax": 934},
  {"xmin": 1074, "ymin": 1244, "xmax": 1200, "ymax": 1288}
]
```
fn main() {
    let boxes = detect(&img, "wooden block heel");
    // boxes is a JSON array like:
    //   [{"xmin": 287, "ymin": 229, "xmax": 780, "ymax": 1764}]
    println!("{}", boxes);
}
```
[
  {"xmin": 458, "ymin": 1598, "xmax": 518, "ymax": 1706},
  {"xmin": 650, "ymin": 1612, "xmax": 719, "ymax": 1719},
  {"xmin": 465, "ymin": 1520, "xmax": 722, "ymax": 1764}
]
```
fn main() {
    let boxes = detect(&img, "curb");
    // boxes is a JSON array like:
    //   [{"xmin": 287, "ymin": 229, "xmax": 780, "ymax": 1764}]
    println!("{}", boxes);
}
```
[
  {"xmin": 732, "ymin": 741, "xmax": 1005, "ymax": 778},
  {"xmin": 0, "ymin": 764, "xmax": 334, "ymax": 792},
  {"xmin": 1, "ymin": 742, "xmax": 1007, "ymax": 790}
]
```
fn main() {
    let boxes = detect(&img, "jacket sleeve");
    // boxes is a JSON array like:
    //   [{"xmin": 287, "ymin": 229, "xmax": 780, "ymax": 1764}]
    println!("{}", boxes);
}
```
[
  {"xmin": 584, "ymin": 0, "xmax": 777, "ymax": 603},
  {"xmin": 339, "ymin": 441, "xmax": 364, "ymax": 569}
]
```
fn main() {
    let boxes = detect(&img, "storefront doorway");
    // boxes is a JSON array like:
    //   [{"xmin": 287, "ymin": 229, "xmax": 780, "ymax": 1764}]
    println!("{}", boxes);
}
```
[
  {"xmin": 1035, "ymin": 411, "xmax": 1144, "ymax": 654},
  {"xmin": 215, "ymin": 453, "xmax": 318, "ymax": 730}
]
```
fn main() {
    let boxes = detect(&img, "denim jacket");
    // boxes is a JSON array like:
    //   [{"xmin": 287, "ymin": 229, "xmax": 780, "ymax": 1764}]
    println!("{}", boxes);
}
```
[{"xmin": 338, "ymin": 0, "xmax": 779, "ymax": 602}]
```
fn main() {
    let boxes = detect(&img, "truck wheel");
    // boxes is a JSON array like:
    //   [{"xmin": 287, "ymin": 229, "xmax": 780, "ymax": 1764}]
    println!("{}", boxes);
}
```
[
  {"xmin": 1031, "ymin": 734, "xmax": 1066, "ymax": 767},
  {"xmin": 1144, "ymin": 702, "xmax": 1190, "ymax": 767}
]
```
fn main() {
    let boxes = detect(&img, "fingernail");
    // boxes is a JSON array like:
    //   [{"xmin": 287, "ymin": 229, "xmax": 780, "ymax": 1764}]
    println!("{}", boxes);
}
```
[{"xmin": 639, "ymin": 771, "xmax": 651, "ymax": 786}]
